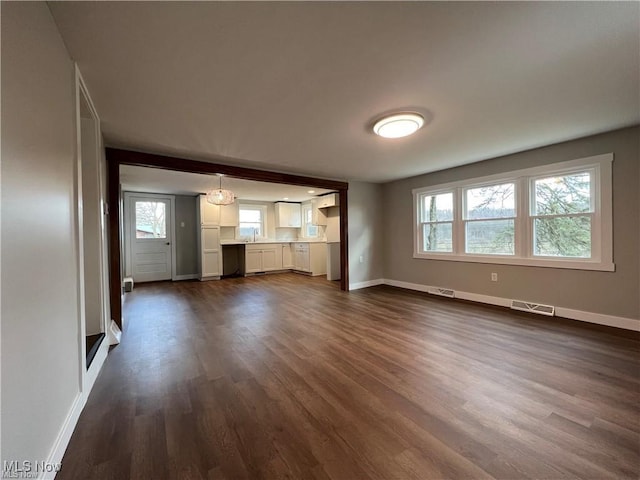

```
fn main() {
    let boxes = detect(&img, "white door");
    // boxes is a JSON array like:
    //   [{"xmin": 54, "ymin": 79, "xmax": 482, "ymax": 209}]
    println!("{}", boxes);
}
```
[{"xmin": 129, "ymin": 195, "xmax": 172, "ymax": 282}]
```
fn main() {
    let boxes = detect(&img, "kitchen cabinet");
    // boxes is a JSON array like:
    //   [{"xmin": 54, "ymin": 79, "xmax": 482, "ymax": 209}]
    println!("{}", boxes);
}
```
[
  {"xmin": 275, "ymin": 202, "xmax": 301, "ymax": 228},
  {"xmin": 220, "ymin": 202, "xmax": 239, "ymax": 227},
  {"xmin": 292, "ymin": 242, "xmax": 327, "ymax": 276},
  {"xmin": 199, "ymin": 226, "xmax": 222, "ymax": 279},
  {"xmin": 198, "ymin": 195, "xmax": 220, "ymax": 225},
  {"xmin": 282, "ymin": 244, "xmax": 293, "ymax": 268},
  {"xmin": 311, "ymin": 199, "xmax": 327, "ymax": 226},
  {"xmin": 245, "ymin": 243, "xmax": 282, "ymax": 273},
  {"xmin": 314, "ymin": 193, "xmax": 339, "ymax": 209}
]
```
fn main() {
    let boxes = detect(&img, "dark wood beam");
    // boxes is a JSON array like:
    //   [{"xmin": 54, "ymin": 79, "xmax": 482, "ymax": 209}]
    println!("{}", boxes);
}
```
[
  {"xmin": 107, "ymin": 148, "xmax": 348, "ymax": 190},
  {"xmin": 107, "ymin": 156, "xmax": 122, "ymax": 329}
]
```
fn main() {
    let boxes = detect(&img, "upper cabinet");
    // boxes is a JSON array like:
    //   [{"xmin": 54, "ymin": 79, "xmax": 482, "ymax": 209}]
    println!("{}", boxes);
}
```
[
  {"xmin": 311, "ymin": 199, "xmax": 327, "ymax": 226},
  {"xmin": 198, "ymin": 195, "xmax": 220, "ymax": 225},
  {"xmin": 314, "ymin": 193, "xmax": 339, "ymax": 209},
  {"xmin": 220, "ymin": 202, "xmax": 239, "ymax": 227},
  {"xmin": 274, "ymin": 202, "xmax": 302, "ymax": 228}
]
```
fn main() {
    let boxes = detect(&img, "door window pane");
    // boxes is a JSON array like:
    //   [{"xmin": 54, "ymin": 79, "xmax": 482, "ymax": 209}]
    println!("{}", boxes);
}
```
[
  {"xmin": 534, "ymin": 216, "xmax": 591, "ymax": 258},
  {"xmin": 135, "ymin": 201, "xmax": 166, "ymax": 238}
]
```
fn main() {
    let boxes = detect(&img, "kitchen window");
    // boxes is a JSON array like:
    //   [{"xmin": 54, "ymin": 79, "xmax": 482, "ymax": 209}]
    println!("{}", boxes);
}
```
[
  {"xmin": 238, "ymin": 204, "xmax": 267, "ymax": 240},
  {"xmin": 412, "ymin": 153, "xmax": 613, "ymax": 271},
  {"xmin": 302, "ymin": 204, "xmax": 318, "ymax": 238}
]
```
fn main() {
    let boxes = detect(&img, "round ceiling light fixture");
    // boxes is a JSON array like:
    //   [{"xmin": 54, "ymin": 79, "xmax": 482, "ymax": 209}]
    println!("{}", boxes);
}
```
[{"xmin": 373, "ymin": 112, "xmax": 424, "ymax": 139}]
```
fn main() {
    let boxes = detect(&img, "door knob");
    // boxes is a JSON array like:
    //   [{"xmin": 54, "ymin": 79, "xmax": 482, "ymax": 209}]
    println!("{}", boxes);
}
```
[{"xmin": 166, "ymin": 242, "xmax": 170, "ymax": 245}]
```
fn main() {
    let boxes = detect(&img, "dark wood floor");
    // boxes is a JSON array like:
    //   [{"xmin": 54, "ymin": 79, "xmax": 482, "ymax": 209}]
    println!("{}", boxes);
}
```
[{"xmin": 59, "ymin": 273, "xmax": 640, "ymax": 479}]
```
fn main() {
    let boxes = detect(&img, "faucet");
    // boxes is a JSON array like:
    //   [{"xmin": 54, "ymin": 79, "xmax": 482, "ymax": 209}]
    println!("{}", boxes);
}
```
[{"xmin": 253, "ymin": 227, "xmax": 257, "ymax": 243}]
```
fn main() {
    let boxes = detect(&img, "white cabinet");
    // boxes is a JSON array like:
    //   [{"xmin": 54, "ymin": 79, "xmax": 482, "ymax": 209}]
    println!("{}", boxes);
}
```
[
  {"xmin": 196, "ymin": 196, "xmax": 222, "ymax": 280},
  {"xmin": 282, "ymin": 244, "xmax": 293, "ymax": 268},
  {"xmin": 314, "ymin": 193, "xmax": 339, "ymax": 209},
  {"xmin": 220, "ymin": 203, "xmax": 239, "ymax": 227},
  {"xmin": 311, "ymin": 199, "xmax": 327, "ymax": 226},
  {"xmin": 261, "ymin": 248, "xmax": 279, "ymax": 271},
  {"xmin": 199, "ymin": 226, "xmax": 222, "ymax": 279},
  {"xmin": 293, "ymin": 243, "xmax": 310, "ymax": 272},
  {"xmin": 245, "ymin": 250, "xmax": 262, "ymax": 273},
  {"xmin": 275, "ymin": 202, "xmax": 302, "ymax": 228},
  {"xmin": 292, "ymin": 242, "xmax": 327, "ymax": 276},
  {"xmin": 198, "ymin": 195, "xmax": 220, "ymax": 225},
  {"xmin": 245, "ymin": 243, "xmax": 283, "ymax": 273}
]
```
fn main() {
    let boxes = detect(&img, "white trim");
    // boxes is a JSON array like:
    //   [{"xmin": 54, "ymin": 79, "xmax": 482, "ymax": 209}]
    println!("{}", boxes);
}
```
[
  {"xmin": 410, "ymin": 253, "xmax": 615, "ymax": 271},
  {"xmin": 123, "ymin": 192, "xmax": 175, "ymax": 282},
  {"xmin": 413, "ymin": 153, "xmax": 614, "ymax": 272},
  {"xmin": 174, "ymin": 273, "xmax": 199, "ymax": 281},
  {"xmin": 84, "ymin": 338, "xmax": 109, "ymax": 394},
  {"xmin": 349, "ymin": 278, "xmax": 385, "ymax": 291},
  {"xmin": 379, "ymin": 279, "xmax": 639, "ymax": 331},
  {"xmin": 41, "ymin": 393, "xmax": 85, "ymax": 480},
  {"xmin": 171, "ymin": 198, "xmax": 178, "ymax": 281}
]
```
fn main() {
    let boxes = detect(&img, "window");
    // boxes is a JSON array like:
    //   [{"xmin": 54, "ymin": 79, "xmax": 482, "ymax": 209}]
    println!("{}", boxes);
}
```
[
  {"xmin": 418, "ymin": 192, "xmax": 453, "ymax": 252},
  {"xmin": 464, "ymin": 183, "xmax": 515, "ymax": 255},
  {"xmin": 238, "ymin": 204, "xmax": 267, "ymax": 240},
  {"xmin": 302, "ymin": 204, "xmax": 318, "ymax": 238},
  {"xmin": 412, "ymin": 153, "xmax": 613, "ymax": 271},
  {"xmin": 135, "ymin": 201, "xmax": 166, "ymax": 238},
  {"xmin": 531, "ymin": 171, "xmax": 592, "ymax": 258}
]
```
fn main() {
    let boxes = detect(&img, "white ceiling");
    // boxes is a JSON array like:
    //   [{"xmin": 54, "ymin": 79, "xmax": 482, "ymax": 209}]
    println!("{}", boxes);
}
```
[
  {"xmin": 50, "ymin": 2, "xmax": 639, "ymax": 183},
  {"xmin": 120, "ymin": 165, "xmax": 332, "ymax": 202}
]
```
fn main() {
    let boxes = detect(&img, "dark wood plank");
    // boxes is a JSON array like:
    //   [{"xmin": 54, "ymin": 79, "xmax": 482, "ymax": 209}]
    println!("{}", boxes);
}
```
[{"xmin": 57, "ymin": 274, "xmax": 640, "ymax": 479}]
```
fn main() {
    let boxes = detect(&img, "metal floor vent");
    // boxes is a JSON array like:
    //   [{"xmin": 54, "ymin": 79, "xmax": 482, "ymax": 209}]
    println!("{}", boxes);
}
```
[
  {"xmin": 510, "ymin": 300, "xmax": 555, "ymax": 316},
  {"xmin": 428, "ymin": 287, "xmax": 455, "ymax": 298}
]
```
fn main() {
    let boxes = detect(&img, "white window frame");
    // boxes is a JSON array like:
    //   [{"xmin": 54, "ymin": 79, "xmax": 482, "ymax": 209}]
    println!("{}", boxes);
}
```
[
  {"xmin": 301, "ymin": 203, "xmax": 319, "ymax": 239},
  {"xmin": 462, "ymin": 180, "xmax": 517, "ymax": 256},
  {"xmin": 412, "ymin": 153, "xmax": 614, "ymax": 271},
  {"xmin": 238, "ymin": 204, "xmax": 268, "ymax": 240},
  {"xmin": 417, "ymin": 189, "xmax": 455, "ymax": 253}
]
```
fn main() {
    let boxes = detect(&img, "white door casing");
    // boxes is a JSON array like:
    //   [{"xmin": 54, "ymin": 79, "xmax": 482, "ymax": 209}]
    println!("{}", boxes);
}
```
[{"xmin": 125, "ymin": 193, "xmax": 174, "ymax": 283}]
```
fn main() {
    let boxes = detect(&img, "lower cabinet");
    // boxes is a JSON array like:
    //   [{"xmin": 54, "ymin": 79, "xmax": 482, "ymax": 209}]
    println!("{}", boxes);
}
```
[
  {"xmin": 245, "ymin": 244, "xmax": 282, "ymax": 273},
  {"xmin": 282, "ymin": 244, "xmax": 293, "ymax": 268},
  {"xmin": 243, "ymin": 242, "xmax": 326, "ymax": 276},
  {"xmin": 292, "ymin": 243, "xmax": 326, "ymax": 276}
]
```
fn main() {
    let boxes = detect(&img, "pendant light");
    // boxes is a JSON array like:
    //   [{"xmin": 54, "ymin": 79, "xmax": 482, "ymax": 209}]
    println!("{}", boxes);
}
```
[{"xmin": 206, "ymin": 174, "xmax": 235, "ymax": 205}]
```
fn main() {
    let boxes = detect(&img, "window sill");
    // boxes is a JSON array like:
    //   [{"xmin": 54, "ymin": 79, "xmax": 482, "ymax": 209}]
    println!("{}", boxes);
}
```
[{"xmin": 412, "ymin": 252, "xmax": 615, "ymax": 272}]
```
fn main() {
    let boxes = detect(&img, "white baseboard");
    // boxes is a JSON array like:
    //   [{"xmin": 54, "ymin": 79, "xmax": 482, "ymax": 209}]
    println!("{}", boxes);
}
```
[
  {"xmin": 42, "ymin": 393, "xmax": 85, "ymax": 480},
  {"xmin": 85, "ymin": 338, "xmax": 109, "ymax": 394},
  {"xmin": 41, "ymin": 336, "xmax": 111, "ymax": 479},
  {"xmin": 349, "ymin": 278, "xmax": 385, "ymax": 291},
  {"xmin": 173, "ymin": 273, "xmax": 198, "ymax": 281},
  {"xmin": 377, "ymin": 279, "xmax": 639, "ymax": 332}
]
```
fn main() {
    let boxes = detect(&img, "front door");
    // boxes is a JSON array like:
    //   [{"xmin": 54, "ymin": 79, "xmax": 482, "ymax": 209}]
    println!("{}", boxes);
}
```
[{"xmin": 128, "ymin": 195, "xmax": 172, "ymax": 283}]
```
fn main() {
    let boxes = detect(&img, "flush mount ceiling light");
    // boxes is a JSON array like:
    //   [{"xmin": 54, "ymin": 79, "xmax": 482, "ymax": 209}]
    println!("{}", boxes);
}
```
[
  {"xmin": 206, "ymin": 174, "xmax": 235, "ymax": 206},
  {"xmin": 373, "ymin": 112, "xmax": 424, "ymax": 139}
]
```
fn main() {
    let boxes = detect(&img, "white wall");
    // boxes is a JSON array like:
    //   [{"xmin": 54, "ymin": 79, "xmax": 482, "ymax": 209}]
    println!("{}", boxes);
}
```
[{"xmin": 1, "ymin": 1, "xmax": 82, "ymax": 468}]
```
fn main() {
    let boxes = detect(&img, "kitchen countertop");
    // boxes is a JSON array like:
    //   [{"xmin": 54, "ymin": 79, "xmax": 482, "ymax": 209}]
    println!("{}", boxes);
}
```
[{"xmin": 220, "ymin": 239, "xmax": 327, "ymax": 245}]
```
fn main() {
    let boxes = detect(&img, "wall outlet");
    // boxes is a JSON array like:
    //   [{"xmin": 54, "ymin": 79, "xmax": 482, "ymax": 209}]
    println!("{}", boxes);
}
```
[
  {"xmin": 491, "ymin": 273, "xmax": 498, "ymax": 282},
  {"xmin": 359, "ymin": 255, "xmax": 364, "ymax": 264}
]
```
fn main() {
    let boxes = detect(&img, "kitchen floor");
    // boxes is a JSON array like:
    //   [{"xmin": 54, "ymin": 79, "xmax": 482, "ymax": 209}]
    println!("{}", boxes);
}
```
[{"xmin": 57, "ymin": 273, "xmax": 639, "ymax": 479}]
